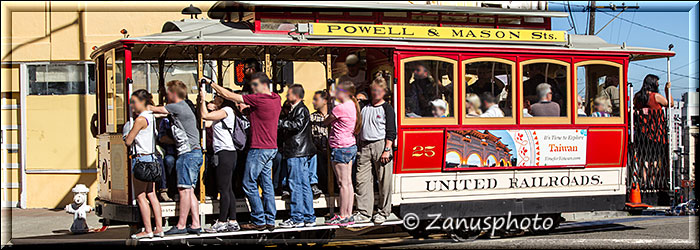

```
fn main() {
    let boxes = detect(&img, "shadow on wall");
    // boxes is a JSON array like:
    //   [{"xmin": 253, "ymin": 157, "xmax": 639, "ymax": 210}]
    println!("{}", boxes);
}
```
[{"xmin": 54, "ymin": 172, "xmax": 97, "ymax": 210}]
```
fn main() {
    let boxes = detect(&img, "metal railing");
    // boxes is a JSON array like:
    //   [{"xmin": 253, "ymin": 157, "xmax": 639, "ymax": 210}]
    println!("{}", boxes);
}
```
[{"xmin": 628, "ymin": 108, "xmax": 671, "ymax": 205}]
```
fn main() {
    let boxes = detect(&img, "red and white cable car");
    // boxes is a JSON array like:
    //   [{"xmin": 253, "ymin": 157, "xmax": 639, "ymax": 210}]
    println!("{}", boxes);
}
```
[{"xmin": 89, "ymin": 1, "xmax": 674, "ymax": 241}]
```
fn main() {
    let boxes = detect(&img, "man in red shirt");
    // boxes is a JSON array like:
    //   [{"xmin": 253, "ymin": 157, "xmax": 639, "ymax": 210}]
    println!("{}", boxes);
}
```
[{"xmin": 204, "ymin": 72, "xmax": 281, "ymax": 231}]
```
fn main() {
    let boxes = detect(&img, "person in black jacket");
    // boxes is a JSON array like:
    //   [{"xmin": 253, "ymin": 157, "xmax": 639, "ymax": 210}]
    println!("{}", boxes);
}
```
[
  {"xmin": 353, "ymin": 76, "xmax": 397, "ymax": 225},
  {"xmin": 277, "ymin": 84, "xmax": 317, "ymax": 228}
]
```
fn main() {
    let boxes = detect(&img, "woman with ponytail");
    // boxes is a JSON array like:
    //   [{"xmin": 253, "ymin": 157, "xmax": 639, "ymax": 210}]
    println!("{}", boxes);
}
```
[
  {"xmin": 324, "ymin": 81, "xmax": 361, "ymax": 226},
  {"xmin": 124, "ymin": 89, "xmax": 164, "ymax": 239}
]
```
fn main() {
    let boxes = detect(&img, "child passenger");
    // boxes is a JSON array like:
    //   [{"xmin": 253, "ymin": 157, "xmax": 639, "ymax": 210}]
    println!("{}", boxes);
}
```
[
  {"xmin": 324, "ymin": 81, "xmax": 362, "ymax": 226},
  {"xmin": 199, "ymin": 87, "xmax": 241, "ymax": 233},
  {"xmin": 591, "ymin": 96, "xmax": 612, "ymax": 117},
  {"xmin": 430, "ymin": 99, "xmax": 448, "ymax": 118},
  {"xmin": 124, "ymin": 89, "xmax": 164, "ymax": 239}
]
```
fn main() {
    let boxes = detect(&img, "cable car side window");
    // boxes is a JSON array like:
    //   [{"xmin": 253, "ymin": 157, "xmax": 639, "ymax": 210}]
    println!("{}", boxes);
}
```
[
  {"xmin": 400, "ymin": 56, "xmax": 458, "ymax": 125},
  {"xmin": 574, "ymin": 60, "xmax": 624, "ymax": 124},
  {"xmin": 462, "ymin": 57, "xmax": 515, "ymax": 124},
  {"xmin": 520, "ymin": 59, "xmax": 571, "ymax": 124}
]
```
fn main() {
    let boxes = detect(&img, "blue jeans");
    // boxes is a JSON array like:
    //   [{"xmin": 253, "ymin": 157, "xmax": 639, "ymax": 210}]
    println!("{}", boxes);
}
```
[
  {"xmin": 243, "ymin": 148, "xmax": 277, "ymax": 226},
  {"xmin": 272, "ymin": 152, "xmax": 288, "ymax": 190},
  {"xmin": 308, "ymin": 154, "xmax": 318, "ymax": 185},
  {"xmin": 287, "ymin": 156, "xmax": 316, "ymax": 223},
  {"xmin": 176, "ymin": 149, "xmax": 203, "ymax": 189},
  {"xmin": 160, "ymin": 154, "xmax": 176, "ymax": 190}
]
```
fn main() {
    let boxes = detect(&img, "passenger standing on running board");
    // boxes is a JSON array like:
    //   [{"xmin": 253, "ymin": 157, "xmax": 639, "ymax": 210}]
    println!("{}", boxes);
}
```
[
  {"xmin": 203, "ymin": 74, "xmax": 281, "ymax": 231},
  {"xmin": 324, "ymin": 81, "xmax": 362, "ymax": 227},
  {"xmin": 148, "ymin": 81, "xmax": 204, "ymax": 235}
]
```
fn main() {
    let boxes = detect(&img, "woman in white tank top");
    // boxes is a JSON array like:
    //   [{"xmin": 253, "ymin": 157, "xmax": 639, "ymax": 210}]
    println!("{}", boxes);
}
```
[
  {"xmin": 124, "ymin": 89, "xmax": 164, "ymax": 239},
  {"xmin": 199, "ymin": 86, "xmax": 241, "ymax": 232}
]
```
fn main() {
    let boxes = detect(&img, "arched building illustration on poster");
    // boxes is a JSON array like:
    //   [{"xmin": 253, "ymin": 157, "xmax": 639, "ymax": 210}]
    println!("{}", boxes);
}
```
[{"xmin": 445, "ymin": 130, "xmax": 514, "ymax": 168}]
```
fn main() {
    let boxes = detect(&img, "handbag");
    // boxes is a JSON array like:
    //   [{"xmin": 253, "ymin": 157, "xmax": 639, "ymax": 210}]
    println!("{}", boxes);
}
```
[
  {"xmin": 132, "ymin": 115, "xmax": 162, "ymax": 182},
  {"xmin": 133, "ymin": 155, "xmax": 161, "ymax": 182}
]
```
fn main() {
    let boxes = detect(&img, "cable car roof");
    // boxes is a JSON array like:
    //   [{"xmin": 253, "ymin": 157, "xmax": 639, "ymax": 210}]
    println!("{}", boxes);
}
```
[
  {"xmin": 207, "ymin": 1, "xmax": 570, "ymax": 18},
  {"xmin": 91, "ymin": 19, "xmax": 675, "ymax": 61}
]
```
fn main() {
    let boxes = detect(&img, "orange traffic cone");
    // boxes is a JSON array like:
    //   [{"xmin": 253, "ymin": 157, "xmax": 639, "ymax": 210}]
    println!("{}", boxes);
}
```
[{"xmin": 625, "ymin": 184, "xmax": 651, "ymax": 209}]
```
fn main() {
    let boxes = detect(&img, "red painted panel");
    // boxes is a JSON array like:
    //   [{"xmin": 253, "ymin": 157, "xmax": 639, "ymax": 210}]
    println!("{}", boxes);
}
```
[
  {"xmin": 397, "ymin": 129, "xmax": 445, "ymax": 174},
  {"xmin": 586, "ymin": 128, "xmax": 624, "ymax": 167}
]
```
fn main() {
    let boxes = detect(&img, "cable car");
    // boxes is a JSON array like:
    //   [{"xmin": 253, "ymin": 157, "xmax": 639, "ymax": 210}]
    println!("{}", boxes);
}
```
[{"xmin": 89, "ymin": 1, "xmax": 675, "ymax": 242}]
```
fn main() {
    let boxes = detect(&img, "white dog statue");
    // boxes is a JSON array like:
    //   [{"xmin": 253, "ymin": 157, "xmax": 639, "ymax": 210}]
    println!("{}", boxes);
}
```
[{"xmin": 65, "ymin": 184, "xmax": 92, "ymax": 234}]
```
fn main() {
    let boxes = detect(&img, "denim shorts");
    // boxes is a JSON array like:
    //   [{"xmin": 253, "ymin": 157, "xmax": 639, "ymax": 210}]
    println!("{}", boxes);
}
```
[
  {"xmin": 330, "ymin": 145, "xmax": 357, "ymax": 164},
  {"xmin": 176, "ymin": 149, "xmax": 203, "ymax": 189}
]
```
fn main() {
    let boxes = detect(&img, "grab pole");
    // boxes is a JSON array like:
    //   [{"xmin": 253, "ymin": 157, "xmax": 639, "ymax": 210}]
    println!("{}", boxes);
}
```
[{"xmin": 667, "ymin": 44, "xmax": 673, "ymax": 200}]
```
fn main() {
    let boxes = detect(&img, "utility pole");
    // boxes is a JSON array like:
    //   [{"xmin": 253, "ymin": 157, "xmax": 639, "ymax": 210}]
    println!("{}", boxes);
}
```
[
  {"xmin": 588, "ymin": 2, "xmax": 640, "ymax": 35},
  {"xmin": 588, "ymin": 1, "xmax": 596, "ymax": 35}
]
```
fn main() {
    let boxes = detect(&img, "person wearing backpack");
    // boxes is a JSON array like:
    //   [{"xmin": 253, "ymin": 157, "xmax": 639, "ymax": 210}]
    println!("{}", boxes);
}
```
[
  {"xmin": 199, "ymin": 87, "xmax": 242, "ymax": 233},
  {"xmin": 277, "ymin": 84, "xmax": 317, "ymax": 228}
]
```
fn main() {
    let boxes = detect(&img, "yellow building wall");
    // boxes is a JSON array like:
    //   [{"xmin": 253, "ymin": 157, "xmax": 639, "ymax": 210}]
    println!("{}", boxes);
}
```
[
  {"xmin": 293, "ymin": 62, "xmax": 327, "ymax": 106},
  {"xmin": 2, "ymin": 1, "xmax": 215, "ymax": 208},
  {"xmin": 4, "ymin": 1, "xmax": 216, "ymax": 62}
]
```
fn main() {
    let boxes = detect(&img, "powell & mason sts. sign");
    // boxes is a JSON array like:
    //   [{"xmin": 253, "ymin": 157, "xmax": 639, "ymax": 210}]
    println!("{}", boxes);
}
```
[{"xmin": 308, "ymin": 23, "xmax": 567, "ymax": 43}]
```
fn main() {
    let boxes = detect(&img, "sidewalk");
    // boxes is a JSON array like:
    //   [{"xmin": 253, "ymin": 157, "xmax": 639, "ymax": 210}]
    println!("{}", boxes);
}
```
[{"xmin": 4, "ymin": 208, "xmax": 129, "ymax": 245}]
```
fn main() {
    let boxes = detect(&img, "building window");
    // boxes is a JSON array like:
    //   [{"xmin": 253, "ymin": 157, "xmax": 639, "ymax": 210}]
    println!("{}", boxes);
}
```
[{"xmin": 29, "ymin": 64, "xmax": 85, "ymax": 95}]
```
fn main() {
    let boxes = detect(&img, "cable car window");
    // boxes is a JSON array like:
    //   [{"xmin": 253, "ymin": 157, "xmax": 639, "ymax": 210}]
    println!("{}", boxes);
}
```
[
  {"xmin": 114, "ymin": 52, "xmax": 126, "ymax": 133},
  {"xmin": 521, "ymin": 60, "xmax": 570, "ymax": 122},
  {"xmin": 575, "ymin": 61, "xmax": 623, "ymax": 122},
  {"xmin": 131, "ymin": 63, "xmax": 148, "ymax": 92},
  {"xmin": 401, "ymin": 57, "xmax": 457, "ymax": 125},
  {"xmin": 462, "ymin": 58, "xmax": 515, "ymax": 123}
]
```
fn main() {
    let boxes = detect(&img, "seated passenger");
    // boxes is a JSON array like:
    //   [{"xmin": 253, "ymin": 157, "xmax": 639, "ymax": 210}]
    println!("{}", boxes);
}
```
[
  {"xmin": 577, "ymin": 96, "xmax": 587, "ymax": 117},
  {"xmin": 465, "ymin": 93, "xmax": 482, "ymax": 117},
  {"xmin": 406, "ymin": 64, "xmax": 441, "ymax": 117},
  {"xmin": 591, "ymin": 96, "xmax": 612, "ymax": 117},
  {"xmin": 522, "ymin": 99, "xmax": 534, "ymax": 117},
  {"xmin": 430, "ymin": 99, "xmax": 448, "ymax": 118},
  {"xmin": 529, "ymin": 83, "xmax": 561, "ymax": 117},
  {"xmin": 523, "ymin": 64, "xmax": 563, "ymax": 105},
  {"xmin": 599, "ymin": 76, "xmax": 619, "ymax": 116},
  {"xmin": 479, "ymin": 92, "xmax": 504, "ymax": 117},
  {"xmin": 468, "ymin": 63, "xmax": 505, "ymax": 95}
]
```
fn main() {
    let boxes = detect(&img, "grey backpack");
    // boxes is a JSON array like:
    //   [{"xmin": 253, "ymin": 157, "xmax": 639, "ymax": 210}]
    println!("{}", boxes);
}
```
[{"xmin": 222, "ymin": 109, "xmax": 250, "ymax": 150}]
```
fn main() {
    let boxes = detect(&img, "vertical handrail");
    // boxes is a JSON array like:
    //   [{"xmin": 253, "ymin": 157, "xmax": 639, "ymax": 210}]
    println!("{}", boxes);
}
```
[{"xmin": 197, "ymin": 52, "xmax": 206, "ymax": 204}]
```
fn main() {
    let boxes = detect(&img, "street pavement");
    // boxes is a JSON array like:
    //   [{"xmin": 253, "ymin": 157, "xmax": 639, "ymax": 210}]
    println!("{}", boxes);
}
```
[
  {"xmin": 2, "ymin": 208, "xmax": 698, "ymax": 248},
  {"xmin": 332, "ymin": 216, "xmax": 698, "ymax": 249}
]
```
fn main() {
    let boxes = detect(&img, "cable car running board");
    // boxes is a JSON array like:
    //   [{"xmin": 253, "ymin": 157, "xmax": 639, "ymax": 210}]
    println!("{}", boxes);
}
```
[{"xmin": 137, "ymin": 220, "xmax": 405, "ymax": 242}]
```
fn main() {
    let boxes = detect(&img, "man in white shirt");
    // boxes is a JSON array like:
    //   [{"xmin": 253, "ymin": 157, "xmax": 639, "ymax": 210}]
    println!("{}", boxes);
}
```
[{"xmin": 480, "ymin": 92, "xmax": 504, "ymax": 118}]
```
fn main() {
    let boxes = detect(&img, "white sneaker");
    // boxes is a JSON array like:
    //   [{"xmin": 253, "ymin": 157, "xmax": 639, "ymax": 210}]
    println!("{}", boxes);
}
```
[
  {"xmin": 372, "ymin": 214, "xmax": 387, "ymax": 224},
  {"xmin": 210, "ymin": 221, "xmax": 229, "ymax": 232},
  {"xmin": 353, "ymin": 213, "xmax": 372, "ymax": 223},
  {"xmin": 279, "ymin": 219, "xmax": 305, "ymax": 228},
  {"xmin": 227, "ymin": 221, "xmax": 240, "ymax": 232},
  {"xmin": 305, "ymin": 221, "xmax": 316, "ymax": 227}
]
